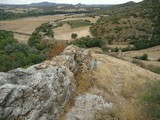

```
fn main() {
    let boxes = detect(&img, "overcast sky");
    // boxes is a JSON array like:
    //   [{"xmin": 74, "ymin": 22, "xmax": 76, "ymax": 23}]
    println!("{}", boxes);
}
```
[{"xmin": 0, "ymin": 0, "xmax": 143, "ymax": 5}]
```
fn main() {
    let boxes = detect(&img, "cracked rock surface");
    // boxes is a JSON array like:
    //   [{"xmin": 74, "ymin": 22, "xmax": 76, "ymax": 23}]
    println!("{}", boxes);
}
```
[{"xmin": 0, "ymin": 45, "xmax": 91, "ymax": 120}]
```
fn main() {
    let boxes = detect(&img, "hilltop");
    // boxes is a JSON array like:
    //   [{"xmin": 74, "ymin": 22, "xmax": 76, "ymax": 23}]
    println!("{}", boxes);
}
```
[{"xmin": 0, "ymin": 45, "xmax": 159, "ymax": 120}]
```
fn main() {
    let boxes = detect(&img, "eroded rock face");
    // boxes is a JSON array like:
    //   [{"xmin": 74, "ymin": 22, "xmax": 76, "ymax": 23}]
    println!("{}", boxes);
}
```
[
  {"xmin": 66, "ymin": 93, "xmax": 113, "ymax": 120},
  {"xmin": 0, "ymin": 45, "xmax": 91, "ymax": 120}
]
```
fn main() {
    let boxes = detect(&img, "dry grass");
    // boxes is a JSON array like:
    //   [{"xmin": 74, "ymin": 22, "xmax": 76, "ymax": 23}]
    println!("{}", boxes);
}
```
[
  {"xmin": 53, "ymin": 23, "xmax": 92, "ymax": 40},
  {"xmin": 115, "ymin": 102, "xmax": 145, "ymax": 120},
  {"xmin": 93, "ymin": 108, "xmax": 117, "ymax": 120},
  {"xmin": 47, "ymin": 42, "xmax": 67, "ymax": 59},
  {"xmin": 60, "ymin": 68, "xmax": 96, "ymax": 120},
  {"xmin": 60, "ymin": 49, "xmax": 160, "ymax": 119},
  {"xmin": 75, "ymin": 71, "xmax": 95, "ymax": 94},
  {"xmin": 123, "ymin": 45, "xmax": 160, "ymax": 74},
  {"xmin": 87, "ymin": 50, "xmax": 160, "ymax": 119},
  {"xmin": 93, "ymin": 102, "xmax": 145, "ymax": 120},
  {"xmin": 124, "ymin": 45, "xmax": 160, "ymax": 61},
  {"xmin": 91, "ymin": 52, "xmax": 160, "ymax": 97},
  {"xmin": 59, "ymin": 93, "xmax": 76, "ymax": 120},
  {"xmin": 13, "ymin": 33, "xmax": 30, "ymax": 44}
]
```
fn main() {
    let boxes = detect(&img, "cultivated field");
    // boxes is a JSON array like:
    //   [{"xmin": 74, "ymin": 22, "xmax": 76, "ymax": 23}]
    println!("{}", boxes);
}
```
[
  {"xmin": 0, "ymin": 15, "xmax": 66, "ymax": 34},
  {"xmin": 53, "ymin": 24, "xmax": 92, "ymax": 40},
  {"xmin": 0, "ymin": 15, "xmax": 99, "ymax": 42},
  {"xmin": 13, "ymin": 33, "xmax": 30, "ymax": 44},
  {"xmin": 53, "ymin": 16, "xmax": 99, "ymax": 40},
  {"xmin": 0, "ymin": 15, "xmax": 67, "ymax": 43}
]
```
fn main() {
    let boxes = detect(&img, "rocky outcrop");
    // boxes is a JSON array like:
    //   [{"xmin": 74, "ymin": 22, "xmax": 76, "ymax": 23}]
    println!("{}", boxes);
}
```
[
  {"xmin": 0, "ymin": 45, "xmax": 91, "ymax": 120},
  {"xmin": 66, "ymin": 93, "xmax": 113, "ymax": 120}
]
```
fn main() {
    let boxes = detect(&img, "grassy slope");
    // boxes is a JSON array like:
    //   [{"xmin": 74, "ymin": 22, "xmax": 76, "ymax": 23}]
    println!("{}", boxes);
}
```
[{"xmin": 87, "ymin": 50, "xmax": 160, "ymax": 120}]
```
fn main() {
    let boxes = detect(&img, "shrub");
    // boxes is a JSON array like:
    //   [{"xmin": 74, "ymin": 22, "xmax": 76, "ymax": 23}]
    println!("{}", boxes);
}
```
[
  {"xmin": 71, "ymin": 33, "xmax": 78, "ymax": 39},
  {"xmin": 141, "ymin": 53, "xmax": 148, "ymax": 60},
  {"xmin": 133, "ymin": 53, "xmax": 148, "ymax": 60},
  {"xmin": 114, "ymin": 26, "xmax": 122, "ymax": 32},
  {"xmin": 69, "ymin": 37, "xmax": 105, "ymax": 48},
  {"xmin": 0, "ymin": 30, "xmax": 17, "ymax": 50},
  {"xmin": 0, "ymin": 30, "xmax": 46, "ymax": 72},
  {"xmin": 28, "ymin": 22, "xmax": 54, "ymax": 51},
  {"xmin": 106, "ymin": 36, "xmax": 114, "ymax": 44}
]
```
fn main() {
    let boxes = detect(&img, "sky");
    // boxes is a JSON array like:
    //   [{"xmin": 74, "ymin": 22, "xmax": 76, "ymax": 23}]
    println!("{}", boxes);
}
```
[{"xmin": 0, "ymin": 0, "xmax": 143, "ymax": 5}]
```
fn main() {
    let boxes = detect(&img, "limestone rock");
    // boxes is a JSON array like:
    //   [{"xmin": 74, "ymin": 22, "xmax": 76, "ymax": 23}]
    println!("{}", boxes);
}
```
[
  {"xmin": 66, "ymin": 93, "xmax": 113, "ymax": 120},
  {"xmin": 0, "ymin": 45, "xmax": 91, "ymax": 120}
]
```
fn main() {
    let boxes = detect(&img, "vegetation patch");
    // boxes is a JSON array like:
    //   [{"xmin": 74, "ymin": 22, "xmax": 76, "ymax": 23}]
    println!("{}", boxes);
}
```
[
  {"xmin": 91, "ymin": 0, "xmax": 160, "ymax": 50},
  {"xmin": 66, "ymin": 20, "xmax": 91, "ymax": 29},
  {"xmin": 134, "ymin": 53, "xmax": 148, "ymax": 60},
  {"xmin": 69, "ymin": 37, "xmax": 104, "ymax": 48},
  {"xmin": 0, "ymin": 30, "xmax": 46, "ymax": 72},
  {"xmin": 0, "ymin": 9, "xmax": 91, "ymax": 20},
  {"xmin": 28, "ymin": 22, "xmax": 54, "ymax": 52},
  {"xmin": 142, "ymin": 81, "xmax": 160, "ymax": 119}
]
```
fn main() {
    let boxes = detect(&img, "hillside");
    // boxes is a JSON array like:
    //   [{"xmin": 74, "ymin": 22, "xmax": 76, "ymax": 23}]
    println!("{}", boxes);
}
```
[
  {"xmin": 0, "ymin": 45, "xmax": 159, "ymax": 120},
  {"xmin": 91, "ymin": 0, "xmax": 160, "ymax": 48}
]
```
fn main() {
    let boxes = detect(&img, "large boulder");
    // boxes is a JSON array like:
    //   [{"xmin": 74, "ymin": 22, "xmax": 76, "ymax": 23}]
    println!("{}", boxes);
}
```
[{"xmin": 0, "ymin": 45, "xmax": 91, "ymax": 120}]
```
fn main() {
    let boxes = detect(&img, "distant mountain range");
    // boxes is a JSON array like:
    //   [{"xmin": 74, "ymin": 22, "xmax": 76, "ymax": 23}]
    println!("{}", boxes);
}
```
[
  {"xmin": 0, "ymin": 1, "xmax": 138, "ymax": 8},
  {"xmin": 29, "ymin": 2, "xmax": 113, "ymax": 7},
  {"xmin": 30, "ymin": 2, "xmax": 73, "ymax": 7},
  {"xmin": 0, "ymin": 1, "xmax": 116, "ymax": 7}
]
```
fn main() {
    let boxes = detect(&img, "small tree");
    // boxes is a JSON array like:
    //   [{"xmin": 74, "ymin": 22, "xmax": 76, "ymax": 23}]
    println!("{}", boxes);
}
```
[
  {"xmin": 71, "ymin": 33, "xmax": 78, "ymax": 39},
  {"xmin": 141, "ymin": 53, "xmax": 148, "ymax": 60}
]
